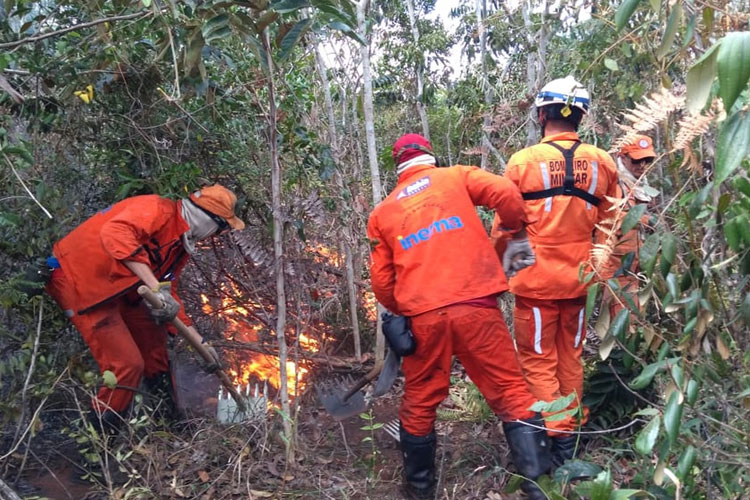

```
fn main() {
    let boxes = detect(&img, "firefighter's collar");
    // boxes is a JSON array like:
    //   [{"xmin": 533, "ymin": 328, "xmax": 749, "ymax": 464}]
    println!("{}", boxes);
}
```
[
  {"xmin": 397, "ymin": 163, "xmax": 435, "ymax": 183},
  {"xmin": 541, "ymin": 131, "xmax": 580, "ymax": 144}
]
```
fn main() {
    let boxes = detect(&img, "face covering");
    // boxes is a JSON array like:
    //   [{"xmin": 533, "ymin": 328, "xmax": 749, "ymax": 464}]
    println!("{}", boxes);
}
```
[
  {"xmin": 616, "ymin": 157, "xmax": 659, "ymax": 203},
  {"xmin": 181, "ymin": 199, "xmax": 219, "ymax": 254}
]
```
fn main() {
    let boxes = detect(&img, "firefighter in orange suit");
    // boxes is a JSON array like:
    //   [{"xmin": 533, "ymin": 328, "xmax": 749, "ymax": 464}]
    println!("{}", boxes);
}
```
[
  {"xmin": 596, "ymin": 135, "xmax": 657, "ymax": 319},
  {"xmin": 46, "ymin": 185, "xmax": 245, "ymax": 433},
  {"xmin": 368, "ymin": 134, "xmax": 551, "ymax": 500},
  {"xmin": 491, "ymin": 77, "xmax": 619, "ymax": 466}
]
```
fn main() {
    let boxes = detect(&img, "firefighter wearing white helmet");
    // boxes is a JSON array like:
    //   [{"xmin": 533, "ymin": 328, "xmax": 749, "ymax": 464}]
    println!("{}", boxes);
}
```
[
  {"xmin": 490, "ymin": 76, "xmax": 620, "ymax": 469},
  {"xmin": 534, "ymin": 76, "xmax": 590, "ymax": 132}
]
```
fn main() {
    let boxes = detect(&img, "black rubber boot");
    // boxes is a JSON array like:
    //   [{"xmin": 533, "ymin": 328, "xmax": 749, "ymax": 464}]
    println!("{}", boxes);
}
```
[
  {"xmin": 143, "ymin": 370, "xmax": 179, "ymax": 422},
  {"xmin": 551, "ymin": 434, "xmax": 578, "ymax": 467},
  {"xmin": 503, "ymin": 414, "xmax": 552, "ymax": 500},
  {"xmin": 400, "ymin": 423, "xmax": 437, "ymax": 499},
  {"xmin": 87, "ymin": 409, "xmax": 123, "ymax": 437}
]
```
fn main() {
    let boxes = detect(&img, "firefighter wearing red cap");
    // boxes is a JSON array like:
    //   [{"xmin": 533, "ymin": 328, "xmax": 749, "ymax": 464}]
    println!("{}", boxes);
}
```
[
  {"xmin": 46, "ymin": 185, "xmax": 245, "ymax": 432},
  {"xmin": 596, "ymin": 135, "xmax": 658, "ymax": 318},
  {"xmin": 368, "ymin": 134, "xmax": 551, "ymax": 500},
  {"xmin": 491, "ymin": 77, "xmax": 619, "ymax": 465}
]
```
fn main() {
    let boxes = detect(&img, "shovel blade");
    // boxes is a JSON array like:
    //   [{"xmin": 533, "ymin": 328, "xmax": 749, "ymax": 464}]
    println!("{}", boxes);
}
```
[{"xmin": 317, "ymin": 378, "xmax": 367, "ymax": 420}]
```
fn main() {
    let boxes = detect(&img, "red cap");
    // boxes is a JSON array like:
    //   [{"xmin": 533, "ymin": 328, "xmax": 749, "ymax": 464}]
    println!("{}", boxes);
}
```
[
  {"xmin": 392, "ymin": 134, "xmax": 434, "ymax": 166},
  {"xmin": 620, "ymin": 135, "xmax": 656, "ymax": 160}
]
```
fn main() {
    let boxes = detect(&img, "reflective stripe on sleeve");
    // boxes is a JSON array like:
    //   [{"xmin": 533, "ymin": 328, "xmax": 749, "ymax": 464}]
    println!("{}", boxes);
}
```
[
  {"xmin": 586, "ymin": 161, "xmax": 599, "ymax": 210},
  {"xmin": 574, "ymin": 307, "xmax": 584, "ymax": 348},
  {"xmin": 533, "ymin": 306, "xmax": 543, "ymax": 354}
]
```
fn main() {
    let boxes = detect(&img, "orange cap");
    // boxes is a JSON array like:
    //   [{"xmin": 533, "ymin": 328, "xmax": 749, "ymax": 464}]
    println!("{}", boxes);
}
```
[
  {"xmin": 189, "ymin": 184, "xmax": 245, "ymax": 230},
  {"xmin": 620, "ymin": 135, "xmax": 656, "ymax": 160}
]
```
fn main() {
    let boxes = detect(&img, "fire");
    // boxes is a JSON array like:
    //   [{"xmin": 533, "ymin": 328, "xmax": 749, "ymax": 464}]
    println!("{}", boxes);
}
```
[
  {"xmin": 200, "ymin": 284, "xmax": 321, "ymax": 397},
  {"xmin": 362, "ymin": 290, "xmax": 377, "ymax": 321},
  {"xmin": 199, "ymin": 242, "xmax": 375, "ymax": 400}
]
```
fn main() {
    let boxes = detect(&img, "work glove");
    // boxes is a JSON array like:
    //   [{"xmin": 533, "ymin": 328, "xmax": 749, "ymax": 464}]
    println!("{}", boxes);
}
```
[
  {"xmin": 201, "ymin": 337, "xmax": 222, "ymax": 373},
  {"xmin": 145, "ymin": 282, "xmax": 180, "ymax": 325},
  {"xmin": 502, "ymin": 237, "xmax": 536, "ymax": 278}
]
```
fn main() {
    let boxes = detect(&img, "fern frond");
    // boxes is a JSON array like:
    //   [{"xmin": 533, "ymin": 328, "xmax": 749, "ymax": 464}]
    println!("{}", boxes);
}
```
[
  {"xmin": 672, "ymin": 99, "xmax": 725, "ymax": 153},
  {"xmin": 610, "ymin": 88, "xmax": 685, "ymax": 153},
  {"xmin": 591, "ymin": 241, "xmax": 615, "ymax": 276}
]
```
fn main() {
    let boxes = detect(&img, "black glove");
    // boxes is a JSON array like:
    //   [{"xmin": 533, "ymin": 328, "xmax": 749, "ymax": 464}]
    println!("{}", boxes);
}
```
[
  {"xmin": 381, "ymin": 312, "xmax": 416, "ymax": 357},
  {"xmin": 15, "ymin": 257, "xmax": 53, "ymax": 297}
]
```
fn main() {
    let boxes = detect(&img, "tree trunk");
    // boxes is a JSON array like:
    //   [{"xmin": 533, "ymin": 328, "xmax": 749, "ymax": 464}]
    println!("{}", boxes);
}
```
[
  {"xmin": 524, "ymin": 0, "xmax": 548, "ymax": 146},
  {"xmin": 313, "ymin": 39, "xmax": 362, "ymax": 359},
  {"xmin": 357, "ymin": 0, "xmax": 385, "ymax": 362},
  {"xmin": 476, "ymin": 0, "xmax": 492, "ymax": 169},
  {"xmin": 263, "ymin": 29, "xmax": 293, "ymax": 463},
  {"xmin": 406, "ymin": 0, "xmax": 430, "ymax": 140}
]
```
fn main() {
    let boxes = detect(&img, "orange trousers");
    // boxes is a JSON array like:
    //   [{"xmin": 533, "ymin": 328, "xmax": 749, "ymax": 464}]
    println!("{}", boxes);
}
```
[
  {"xmin": 47, "ymin": 268, "xmax": 170, "ymax": 413},
  {"xmin": 399, "ymin": 303, "xmax": 537, "ymax": 436},
  {"xmin": 514, "ymin": 295, "xmax": 588, "ymax": 435}
]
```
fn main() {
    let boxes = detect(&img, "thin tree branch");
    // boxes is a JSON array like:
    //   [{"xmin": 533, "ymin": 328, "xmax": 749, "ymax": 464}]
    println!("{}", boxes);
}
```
[{"xmin": 0, "ymin": 10, "xmax": 153, "ymax": 50}]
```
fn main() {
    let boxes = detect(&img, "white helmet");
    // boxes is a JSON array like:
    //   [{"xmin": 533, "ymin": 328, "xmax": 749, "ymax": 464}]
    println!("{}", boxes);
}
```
[{"xmin": 534, "ymin": 76, "xmax": 590, "ymax": 115}]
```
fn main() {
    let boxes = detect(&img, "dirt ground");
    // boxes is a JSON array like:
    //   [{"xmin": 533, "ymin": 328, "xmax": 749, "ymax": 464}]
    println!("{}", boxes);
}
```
[{"xmin": 6, "ymin": 360, "xmax": 549, "ymax": 500}]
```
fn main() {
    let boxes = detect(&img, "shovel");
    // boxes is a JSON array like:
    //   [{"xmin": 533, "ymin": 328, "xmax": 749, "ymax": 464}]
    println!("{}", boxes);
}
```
[
  {"xmin": 138, "ymin": 286, "xmax": 248, "ymax": 418},
  {"xmin": 318, "ymin": 358, "xmax": 384, "ymax": 420}
]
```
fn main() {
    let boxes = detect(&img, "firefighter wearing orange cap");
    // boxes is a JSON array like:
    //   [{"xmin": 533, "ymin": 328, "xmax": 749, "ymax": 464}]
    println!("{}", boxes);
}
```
[
  {"xmin": 491, "ymin": 77, "xmax": 619, "ymax": 466},
  {"xmin": 596, "ymin": 135, "xmax": 658, "ymax": 318},
  {"xmin": 368, "ymin": 134, "xmax": 551, "ymax": 500},
  {"xmin": 46, "ymin": 185, "xmax": 245, "ymax": 433}
]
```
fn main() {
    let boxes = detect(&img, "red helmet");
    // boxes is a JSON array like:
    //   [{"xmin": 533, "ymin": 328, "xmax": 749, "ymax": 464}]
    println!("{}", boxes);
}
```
[{"xmin": 392, "ymin": 134, "xmax": 435, "ymax": 166}]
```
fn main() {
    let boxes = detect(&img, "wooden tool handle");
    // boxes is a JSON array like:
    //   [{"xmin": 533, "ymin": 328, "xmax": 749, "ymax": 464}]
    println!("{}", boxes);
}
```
[
  {"xmin": 138, "ymin": 286, "xmax": 247, "ymax": 412},
  {"xmin": 342, "ymin": 358, "xmax": 385, "ymax": 401}
]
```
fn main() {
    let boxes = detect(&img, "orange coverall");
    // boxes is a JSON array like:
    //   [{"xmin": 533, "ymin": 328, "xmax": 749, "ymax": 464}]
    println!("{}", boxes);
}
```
[
  {"xmin": 368, "ymin": 164, "xmax": 537, "ymax": 436},
  {"xmin": 46, "ymin": 195, "xmax": 192, "ymax": 413},
  {"xmin": 595, "ymin": 181, "xmax": 650, "ymax": 318},
  {"xmin": 491, "ymin": 132, "xmax": 619, "ymax": 434}
]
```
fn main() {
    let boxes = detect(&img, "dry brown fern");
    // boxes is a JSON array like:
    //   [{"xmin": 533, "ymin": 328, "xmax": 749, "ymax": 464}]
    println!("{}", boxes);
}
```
[
  {"xmin": 609, "ymin": 87, "xmax": 685, "ymax": 153},
  {"xmin": 671, "ymin": 98, "xmax": 725, "ymax": 153}
]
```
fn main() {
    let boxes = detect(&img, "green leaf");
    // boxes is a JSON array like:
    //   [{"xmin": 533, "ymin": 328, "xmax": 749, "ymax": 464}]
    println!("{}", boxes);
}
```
[
  {"xmin": 608, "ymin": 309, "xmax": 630, "ymax": 340},
  {"xmin": 677, "ymin": 446, "xmax": 697, "ymax": 480},
  {"xmin": 102, "ymin": 370, "xmax": 117, "ymax": 389},
  {"xmin": 604, "ymin": 58, "xmax": 619, "ymax": 71},
  {"xmin": 278, "ymin": 18, "xmax": 313, "ymax": 61},
  {"xmin": 554, "ymin": 459, "xmax": 603, "ymax": 482},
  {"xmin": 621, "ymin": 204, "xmax": 647, "ymax": 234},
  {"xmin": 715, "ymin": 110, "xmax": 750, "ymax": 185},
  {"xmin": 656, "ymin": 4, "xmax": 683, "ymax": 60},
  {"xmin": 611, "ymin": 490, "xmax": 649, "ymax": 500},
  {"xmin": 665, "ymin": 272, "xmax": 679, "ymax": 300},
  {"xmin": 635, "ymin": 415, "xmax": 660, "ymax": 455},
  {"xmin": 659, "ymin": 232, "xmax": 678, "ymax": 277},
  {"xmin": 740, "ymin": 293, "xmax": 750, "ymax": 326},
  {"xmin": 586, "ymin": 283, "xmax": 600, "ymax": 321},
  {"xmin": 717, "ymin": 31, "xmax": 750, "ymax": 112},
  {"xmin": 271, "ymin": 0, "xmax": 311, "ymax": 14},
  {"xmin": 685, "ymin": 379, "xmax": 699, "ymax": 405},
  {"xmin": 639, "ymin": 233, "xmax": 660, "ymax": 277},
  {"xmin": 686, "ymin": 43, "xmax": 721, "ymax": 114},
  {"xmin": 529, "ymin": 392, "xmax": 576, "ymax": 413},
  {"xmin": 663, "ymin": 390, "xmax": 684, "ymax": 447},
  {"xmin": 615, "ymin": 0, "xmax": 644, "ymax": 32},
  {"xmin": 682, "ymin": 13, "xmax": 696, "ymax": 48},
  {"xmin": 629, "ymin": 357, "xmax": 680, "ymax": 390},
  {"xmin": 725, "ymin": 217, "xmax": 741, "ymax": 251},
  {"xmin": 590, "ymin": 470, "xmax": 613, "ymax": 500}
]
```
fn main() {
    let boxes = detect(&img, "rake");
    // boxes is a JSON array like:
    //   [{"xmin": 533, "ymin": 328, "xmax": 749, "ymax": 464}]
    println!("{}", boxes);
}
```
[{"xmin": 317, "ymin": 359, "xmax": 384, "ymax": 420}]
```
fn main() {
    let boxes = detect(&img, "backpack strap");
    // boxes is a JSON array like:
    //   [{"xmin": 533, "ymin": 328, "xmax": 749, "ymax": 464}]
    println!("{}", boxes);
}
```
[{"xmin": 521, "ymin": 141, "xmax": 601, "ymax": 206}]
